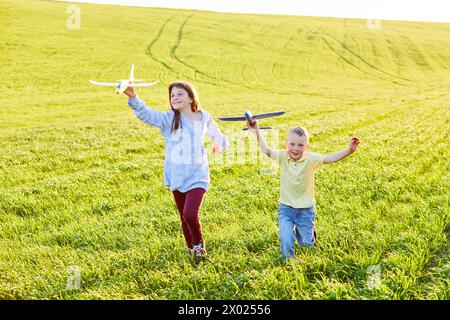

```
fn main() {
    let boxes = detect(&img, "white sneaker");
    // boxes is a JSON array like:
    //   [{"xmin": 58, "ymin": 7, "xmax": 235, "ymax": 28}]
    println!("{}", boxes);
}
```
[{"xmin": 192, "ymin": 243, "xmax": 207, "ymax": 262}]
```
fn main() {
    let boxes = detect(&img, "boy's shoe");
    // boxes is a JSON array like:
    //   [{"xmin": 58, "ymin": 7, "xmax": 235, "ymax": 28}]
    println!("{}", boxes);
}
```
[
  {"xmin": 185, "ymin": 248, "xmax": 193, "ymax": 256},
  {"xmin": 192, "ymin": 243, "xmax": 207, "ymax": 262},
  {"xmin": 313, "ymin": 227, "xmax": 318, "ymax": 243}
]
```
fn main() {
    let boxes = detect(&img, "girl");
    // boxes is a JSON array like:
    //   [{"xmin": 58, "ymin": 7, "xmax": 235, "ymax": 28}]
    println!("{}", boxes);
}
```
[{"xmin": 124, "ymin": 82, "xmax": 228, "ymax": 261}]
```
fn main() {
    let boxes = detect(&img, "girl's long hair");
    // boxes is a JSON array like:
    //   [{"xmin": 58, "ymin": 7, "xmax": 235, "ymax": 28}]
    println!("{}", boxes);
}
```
[{"xmin": 168, "ymin": 81, "xmax": 200, "ymax": 132}]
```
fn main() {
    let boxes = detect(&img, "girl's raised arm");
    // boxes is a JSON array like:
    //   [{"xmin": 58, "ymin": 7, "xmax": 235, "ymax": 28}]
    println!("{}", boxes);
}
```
[{"xmin": 124, "ymin": 87, "xmax": 171, "ymax": 133}]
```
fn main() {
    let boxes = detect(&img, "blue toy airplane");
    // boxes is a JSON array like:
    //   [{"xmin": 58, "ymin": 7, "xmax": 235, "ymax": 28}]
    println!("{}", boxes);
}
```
[{"xmin": 218, "ymin": 110, "xmax": 286, "ymax": 130}]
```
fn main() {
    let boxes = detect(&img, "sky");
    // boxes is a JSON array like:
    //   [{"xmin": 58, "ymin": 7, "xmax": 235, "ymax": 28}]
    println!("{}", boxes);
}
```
[{"xmin": 59, "ymin": 0, "xmax": 450, "ymax": 23}]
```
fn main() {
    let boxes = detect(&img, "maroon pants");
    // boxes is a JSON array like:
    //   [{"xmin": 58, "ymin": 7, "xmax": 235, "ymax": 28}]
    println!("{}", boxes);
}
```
[{"xmin": 172, "ymin": 188, "xmax": 206, "ymax": 249}]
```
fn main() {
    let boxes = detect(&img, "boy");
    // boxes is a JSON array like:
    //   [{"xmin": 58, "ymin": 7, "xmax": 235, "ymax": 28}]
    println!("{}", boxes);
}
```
[{"xmin": 248, "ymin": 122, "xmax": 360, "ymax": 260}]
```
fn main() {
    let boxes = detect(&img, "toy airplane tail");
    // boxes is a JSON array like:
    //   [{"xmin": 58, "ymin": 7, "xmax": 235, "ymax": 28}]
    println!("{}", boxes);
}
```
[
  {"xmin": 129, "ymin": 64, "xmax": 135, "ymax": 82},
  {"xmin": 128, "ymin": 64, "xmax": 145, "ymax": 82},
  {"xmin": 116, "ymin": 64, "xmax": 144, "ymax": 82}
]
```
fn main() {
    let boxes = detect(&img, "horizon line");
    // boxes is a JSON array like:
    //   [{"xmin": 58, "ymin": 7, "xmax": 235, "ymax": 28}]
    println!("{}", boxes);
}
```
[{"xmin": 55, "ymin": 0, "xmax": 450, "ymax": 24}]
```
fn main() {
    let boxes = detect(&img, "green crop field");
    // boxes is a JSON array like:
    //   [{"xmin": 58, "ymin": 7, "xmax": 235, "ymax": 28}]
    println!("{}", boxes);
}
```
[{"xmin": 0, "ymin": 0, "xmax": 449, "ymax": 299}]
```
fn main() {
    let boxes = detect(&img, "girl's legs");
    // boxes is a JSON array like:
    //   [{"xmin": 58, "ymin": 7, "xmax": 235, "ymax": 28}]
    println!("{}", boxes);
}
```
[
  {"xmin": 172, "ymin": 190, "xmax": 192, "ymax": 249},
  {"xmin": 183, "ymin": 188, "xmax": 206, "ymax": 246},
  {"xmin": 172, "ymin": 188, "xmax": 206, "ymax": 250}
]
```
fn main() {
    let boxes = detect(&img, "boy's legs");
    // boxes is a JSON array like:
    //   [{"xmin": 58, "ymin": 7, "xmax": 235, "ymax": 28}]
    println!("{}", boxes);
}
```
[
  {"xmin": 293, "ymin": 206, "xmax": 315, "ymax": 247},
  {"xmin": 278, "ymin": 203, "xmax": 296, "ymax": 259}
]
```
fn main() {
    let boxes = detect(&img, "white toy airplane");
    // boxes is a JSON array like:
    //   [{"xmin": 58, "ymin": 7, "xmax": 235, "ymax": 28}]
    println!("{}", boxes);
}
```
[{"xmin": 89, "ymin": 64, "xmax": 159, "ymax": 94}]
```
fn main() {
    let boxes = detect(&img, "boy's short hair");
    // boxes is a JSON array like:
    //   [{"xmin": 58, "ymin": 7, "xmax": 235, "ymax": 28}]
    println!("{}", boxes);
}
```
[{"xmin": 288, "ymin": 127, "xmax": 310, "ymax": 141}]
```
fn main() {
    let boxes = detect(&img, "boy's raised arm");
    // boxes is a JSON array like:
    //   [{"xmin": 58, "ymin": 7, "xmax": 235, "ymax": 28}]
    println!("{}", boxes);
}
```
[
  {"xmin": 247, "ymin": 121, "xmax": 278, "ymax": 160},
  {"xmin": 323, "ymin": 137, "xmax": 360, "ymax": 164}
]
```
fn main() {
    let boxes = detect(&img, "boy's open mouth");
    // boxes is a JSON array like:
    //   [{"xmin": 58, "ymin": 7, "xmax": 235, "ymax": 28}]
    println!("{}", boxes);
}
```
[{"xmin": 290, "ymin": 151, "xmax": 302, "ymax": 159}]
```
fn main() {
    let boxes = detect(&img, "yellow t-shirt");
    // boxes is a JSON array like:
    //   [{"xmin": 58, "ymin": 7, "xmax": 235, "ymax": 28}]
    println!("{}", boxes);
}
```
[{"xmin": 275, "ymin": 150, "xmax": 325, "ymax": 208}]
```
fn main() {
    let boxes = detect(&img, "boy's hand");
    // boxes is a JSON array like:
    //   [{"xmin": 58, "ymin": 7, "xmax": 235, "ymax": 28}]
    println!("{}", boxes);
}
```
[
  {"xmin": 348, "ymin": 137, "xmax": 360, "ymax": 153},
  {"xmin": 246, "ymin": 120, "xmax": 260, "ymax": 134},
  {"xmin": 124, "ymin": 86, "xmax": 136, "ymax": 98}
]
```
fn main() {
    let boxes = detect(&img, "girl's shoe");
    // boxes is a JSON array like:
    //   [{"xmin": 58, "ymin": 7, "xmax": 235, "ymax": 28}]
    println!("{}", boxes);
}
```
[{"xmin": 192, "ymin": 243, "xmax": 207, "ymax": 262}]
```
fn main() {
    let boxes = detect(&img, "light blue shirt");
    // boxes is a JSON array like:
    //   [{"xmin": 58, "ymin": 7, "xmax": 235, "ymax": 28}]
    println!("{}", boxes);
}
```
[{"xmin": 128, "ymin": 95, "xmax": 229, "ymax": 192}]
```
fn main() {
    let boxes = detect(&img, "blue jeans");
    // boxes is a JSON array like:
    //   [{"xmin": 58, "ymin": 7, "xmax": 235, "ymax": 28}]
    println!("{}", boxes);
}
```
[{"xmin": 278, "ymin": 203, "xmax": 315, "ymax": 259}]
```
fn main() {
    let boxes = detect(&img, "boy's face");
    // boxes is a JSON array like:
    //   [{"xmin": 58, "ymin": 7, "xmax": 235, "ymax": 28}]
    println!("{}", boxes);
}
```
[
  {"xmin": 170, "ymin": 87, "xmax": 192, "ymax": 111},
  {"xmin": 285, "ymin": 134, "xmax": 309, "ymax": 161}
]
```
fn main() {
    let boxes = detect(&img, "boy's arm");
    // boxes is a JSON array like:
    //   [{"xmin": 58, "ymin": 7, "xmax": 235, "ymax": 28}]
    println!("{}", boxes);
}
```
[
  {"xmin": 248, "ymin": 121, "xmax": 278, "ymax": 160},
  {"xmin": 323, "ymin": 137, "xmax": 360, "ymax": 164}
]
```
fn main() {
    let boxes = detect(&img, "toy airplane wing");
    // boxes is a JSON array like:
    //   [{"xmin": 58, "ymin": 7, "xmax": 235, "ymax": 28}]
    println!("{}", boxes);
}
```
[
  {"xmin": 217, "ymin": 115, "xmax": 247, "ymax": 121},
  {"xmin": 218, "ymin": 111, "xmax": 285, "ymax": 122},
  {"xmin": 89, "ymin": 80, "xmax": 118, "ymax": 86},
  {"xmin": 131, "ymin": 80, "xmax": 159, "ymax": 87},
  {"xmin": 253, "ymin": 111, "xmax": 285, "ymax": 120},
  {"xmin": 242, "ymin": 126, "xmax": 272, "ymax": 130}
]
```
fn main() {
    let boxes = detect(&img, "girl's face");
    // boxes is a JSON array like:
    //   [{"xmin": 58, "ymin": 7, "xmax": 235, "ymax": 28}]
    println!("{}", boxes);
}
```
[
  {"xmin": 285, "ymin": 133, "xmax": 309, "ymax": 161},
  {"xmin": 170, "ymin": 87, "xmax": 192, "ymax": 111}
]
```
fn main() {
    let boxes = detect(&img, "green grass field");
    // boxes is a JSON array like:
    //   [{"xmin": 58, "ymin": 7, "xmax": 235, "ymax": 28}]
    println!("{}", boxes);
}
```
[{"xmin": 0, "ymin": 0, "xmax": 449, "ymax": 299}]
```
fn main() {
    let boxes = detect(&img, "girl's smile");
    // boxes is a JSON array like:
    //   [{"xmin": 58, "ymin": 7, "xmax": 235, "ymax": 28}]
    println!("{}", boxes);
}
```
[{"xmin": 170, "ymin": 87, "xmax": 193, "ymax": 111}]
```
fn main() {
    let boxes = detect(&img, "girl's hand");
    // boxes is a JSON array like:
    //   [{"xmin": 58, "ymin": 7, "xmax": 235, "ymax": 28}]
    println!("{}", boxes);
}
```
[
  {"xmin": 348, "ymin": 137, "xmax": 360, "ymax": 152},
  {"xmin": 212, "ymin": 144, "xmax": 222, "ymax": 155},
  {"xmin": 124, "ymin": 86, "xmax": 136, "ymax": 98},
  {"xmin": 246, "ymin": 120, "xmax": 259, "ymax": 134}
]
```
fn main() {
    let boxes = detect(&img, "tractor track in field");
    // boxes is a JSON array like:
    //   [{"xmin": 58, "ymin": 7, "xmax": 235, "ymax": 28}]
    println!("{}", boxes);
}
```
[
  {"xmin": 271, "ymin": 28, "xmax": 303, "ymax": 83},
  {"xmin": 238, "ymin": 23, "xmax": 281, "ymax": 88},
  {"xmin": 400, "ymin": 35, "xmax": 433, "ymax": 71},
  {"xmin": 384, "ymin": 36, "xmax": 404, "ymax": 76},
  {"xmin": 145, "ymin": 15, "xmax": 179, "ymax": 82},
  {"xmin": 305, "ymin": 26, "xmax": 412, "ymax": 86},
  {"xmin": 435, "ymin": 52, "xmax": 450, "ymax": 71},
  {"xmin": 318, "ymin": 27, "xmax": 413, "ymax": 83},
  {"xmin": 293, "ymin": 83, "xmax": 449, "ymax": 133},
  {"xmin": 163, "ymin": 14, "xmax": 243, "ymax": 90},
  {"xmin": 145, "ymin": 16, "xmax": 416, "ymax": 98},
  {"xmin": 163, "ymin": 16, "xmax": 318, "ymax": 95},
  {"xmin": 168, "ymin": 14, "xmax": 235, "ymax": 89},
  {"xmin": 312, "ymin": 86, "xmax": 450, "ymax": 140},
  {"xmin": 167, "ymin": 15, "xmax": 299, "ymax": 95},
  {"xmin": 305, "ymin": 27, "xmax": 391, "ymax": 84},
  {"xmin": 144, "ymin": 16, "xmax": 445, "ymax": 99}
]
